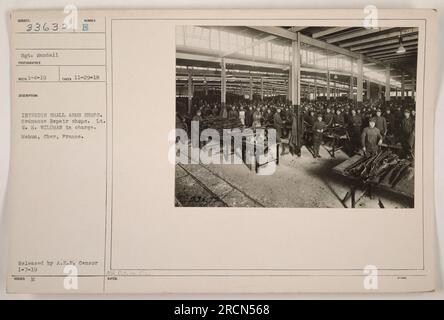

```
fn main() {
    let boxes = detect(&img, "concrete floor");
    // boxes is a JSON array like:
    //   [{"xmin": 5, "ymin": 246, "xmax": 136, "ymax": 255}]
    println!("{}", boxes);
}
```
[{"xmin": 175, "ymin": 145, "xmax": 412, "ymax": 208}]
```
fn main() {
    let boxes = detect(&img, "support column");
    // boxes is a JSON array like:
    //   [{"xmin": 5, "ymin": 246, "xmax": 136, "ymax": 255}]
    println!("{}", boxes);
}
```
[
  {"xmin": 378, "ymin": 84, "xmax": 382, "ymax": 100},
  {"xmin": 401, "ymin": 71, "xmax": 405, "ymax": 100},
  {"xmin": 326, "ymin": 71, "xmax": 331, "ymax": 100},
  {"xmin": 260, "ymin": 77, "xmax": 264, "ymax": 101},
  {"xmin": 314, "ymin": 77, "xmax": 318, "ymax": 100},
  {"xmin": 349, "ymin": 76, "xmax": 354, "ymax": 100},
  {"xmin": 357, "ymin": 55, "xmax": 363, "ymax": 104},
  {"xmin": 249, "ymin": 75, "xmax": 253, "ymax": 101},
  {"xmin": 287, "ymin": 72, "xmax": 292, "ymax": 101},
  {"xmin": 291, "ymin": 32, "xmax": 301, "ymax": 105},
  {"xmin": 204, "ymin": 77, "xmax": 208, "ymax": 96},
  {"xmin": 366, "ymin": 80, "xmax": 371, "ymax": 101},
  {"xmin": 385, "ymin": 64, "xmax": 391, "ymax": 102},
  {"xmin": 349, "ymin": 58, "xmax": 354, "ymax": 100},
  {"xmin": 221, "ymin": 58, "xmax": 226, "ymax": 107},
  {"xmin": 187, "ymin": 67, "xmax": 193, "ymax": 114},
  {"xmin": 413, "ymin": 77, "xmax": 416, "ymax": 101}
]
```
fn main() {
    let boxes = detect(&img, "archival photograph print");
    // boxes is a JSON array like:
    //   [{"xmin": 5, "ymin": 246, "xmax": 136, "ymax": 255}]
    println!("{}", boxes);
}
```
[{"xmin": 174, "ymin": 26, "xmax": 417, "ymax": 209}]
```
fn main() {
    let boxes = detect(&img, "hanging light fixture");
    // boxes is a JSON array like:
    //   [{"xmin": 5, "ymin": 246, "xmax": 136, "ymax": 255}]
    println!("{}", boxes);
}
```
[
  {"xmin": 396, "ymin": 30, "xmax": 406, "ymax": 54},
  {"xmin": 334, "ymin": 73, "xmax": 338, "ymax": 79}
]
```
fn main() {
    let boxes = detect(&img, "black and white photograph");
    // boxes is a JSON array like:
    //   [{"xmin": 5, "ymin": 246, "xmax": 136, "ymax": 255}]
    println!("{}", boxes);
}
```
[
  {"xmin": 175, "ymin": 26, "xmax": 417, "ymax": 208},
  {"xmin": 2, "ymin": 6, "xmax": 439, "ymax": 297}
]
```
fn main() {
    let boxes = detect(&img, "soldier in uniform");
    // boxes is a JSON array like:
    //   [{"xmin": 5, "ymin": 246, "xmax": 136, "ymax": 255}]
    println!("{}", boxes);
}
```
[
  {"xmin": 246, "ymin": 106, "xmax": 253, "ymax": 127},
  {"xmin": 361, "ymin": 117, "xmax": 383, "ymax": 155},
  {"xmin": 384, "ymin": 108, "xmax": 394, "ymax": 135},
  {"xmin": 252, "ymin": 107, "xmax": 262, "ymax": 128},
  {"xmin": 238, "ymin": 106, "xmax": 246, "ymax": 126},
  {"xmin": 393, "ymin": 105, "xmax": 403, "ymax": 133},
  {"xmin": 361, "ymin": 107, "xmax": 370, "ymax": 128},
  {"xmin": 191, "ymin": 110, "xmax": 203, "ymax": 148},
  {"xmin": 264, "ymin": 108, "xmax": 273, "ymax": 126},
  {"xmin": 323, "ymin": 107, "xmax": 334, "ymax": 127},
  {"xmin": 349, "ymin": 109, "xmax": 362, "ymax": 151},
  {"xmin": 373, "ymin": 108, "xmax": 387, "ymax": 137},
  {"xmin": 312, "ymin": 114, "xmax": 326, "ymax": 158},
  {"xmin": 356, "ymin": 108, "xmax": 363, "ymax": 129},
  {"xmin": 400, "ymin": 109, "xmax": 415, "ymax": 157},
  {"xmin": 333, "ymin": 109, "xmax": 345, "ymax": 127},
  {"xmin": 192, "ymin": 109, "xmax": 203, "ymax": 122},
  {"xmin": 228, "ymin": 106, "xmax": 238, "ymax": 119},
  {"xmin": 306, "ymin": 109, "xmax": 316, "ymax": 126},
  {"xmin": 212, "ymin": 105, "xmax": 219, "ymax": 117}
]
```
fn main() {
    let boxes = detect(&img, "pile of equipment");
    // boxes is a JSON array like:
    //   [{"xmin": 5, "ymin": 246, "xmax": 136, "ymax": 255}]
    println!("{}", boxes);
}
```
[{"xmin": 344, "ymin": 150, "xmax": 413, "ymax": 187}]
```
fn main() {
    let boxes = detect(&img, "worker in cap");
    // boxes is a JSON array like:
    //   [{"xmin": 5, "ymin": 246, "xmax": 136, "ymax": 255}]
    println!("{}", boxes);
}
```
[
  {"xmin": 306, "ymin": 109, "xmax": 316, "ymax": 126},
  {"xmin": 312, "ymin": 113, "xmax": 326, "ymax": 158},
  {"xmin": 349, "ymin": 108, "xmax": 362, "ymax": 151},
  {"xmin": 252, "ymin": 107, "xmax": 262, "ymax": 128},
  {"xmin": 192, "ymin": 109, "xmax": 202, "ymax": 122},
  {"xmin": 384, "ymin": 107, "xmax": 394, "ymax": 135},
  {"xmin": 400, "ymin": 108, "xmax": 414, "ymax": 157},
  {"xmin": 333, "ymin": 108, "xmax": 344, "ymax": 127},
  {"xmin": 324, "ymin": 106, "xmax": 333, "ymax": 127},
  {"xmin": 361, "ymin": 117, "xmax": 383, "ymax": 155},
  {"xmin": 373, "ymin": 108, "xmax": 387, "ymax": 136}
]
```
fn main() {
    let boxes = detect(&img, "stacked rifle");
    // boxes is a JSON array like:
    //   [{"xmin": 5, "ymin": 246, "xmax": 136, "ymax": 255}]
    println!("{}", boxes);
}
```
[{"xmin": 344, "ymin": 151, "xmax": 412, "ymax": 187}]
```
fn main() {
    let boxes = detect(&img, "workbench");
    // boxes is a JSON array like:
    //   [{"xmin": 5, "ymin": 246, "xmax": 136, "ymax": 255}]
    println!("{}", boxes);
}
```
[
  {"xmin": 332, "ymin": 155, "xmax": 414, "ymax": 208},
  {"xmin": 321, "ymin": 127, "xmax": 351, "ymax": 158},
  {"xmin": 242, "ymin": 139, "xmax": 280, "ymax": 173}
]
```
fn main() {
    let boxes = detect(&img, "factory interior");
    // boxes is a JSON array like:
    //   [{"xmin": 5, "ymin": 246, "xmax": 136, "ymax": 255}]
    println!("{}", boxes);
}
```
[{"xmin": 175, "ymin": 26, "xmax": 417, "ymax": 208}]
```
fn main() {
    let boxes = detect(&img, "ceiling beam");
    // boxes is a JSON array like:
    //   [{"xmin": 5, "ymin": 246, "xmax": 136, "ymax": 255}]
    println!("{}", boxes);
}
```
[
  {"xmin": 325, "ymin": 27, "xmax": 384, "ymax": 44},
  {"xmin": 289, "ymin": 26, "xmax": 308, "ymax": 32},
  {"xmin": 176, "ymin": 47, "xmax": 290, "ymax": 70},
  {"xmin": 312, "ymin": 27, "xmax": 350, "ymax": 39},
  {"xmin": 223, "ymin": 35, "xmax": 276, "ymax": 57},
  {"xmin": 179, "ymin": 26, "xmax": 415, "ymax": 82},
  {"xmin": 359, "ymin": 41, "xmax": 418, "ymax": 54},
  {"xmin": 247, "ymin": 26, "xmax": 413, "ymax": 77},
  {"xmin": 349, "ymin": 34, "xmax": 418, "ymax": 51},
  {"xmin": 340, "ymin": 28, "xmax": 418, "ymax": 48},
  {"xmin": 366, "ymin": 46, "xmax": 417, "ymax": 57},
  {"xmin": 381, "ymin": 55, "xmax": 418, "ymax": 62},
  {"xmin": 247, "ymin": 26, "xmax": 297, "ymax": 40},
  {"xmin": 380, "ymin": 55, "xmax": 418, "ymax": 63},
  {"xmin": 378, "ymin": 52, "xmax": 417, "ymax": 61},
  {"xmin": 370, "ymin": 50, "xmax": 417, "ymax": 59},
  {"xmin": 299, "ymin": 33, "xmax": 360, "ymax": 59}
]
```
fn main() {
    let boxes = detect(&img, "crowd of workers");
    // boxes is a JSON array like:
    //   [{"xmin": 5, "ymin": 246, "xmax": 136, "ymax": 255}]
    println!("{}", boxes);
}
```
[{"xmin": 176, "ymin": 95, "xmax": 416, "ymax": 159}]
